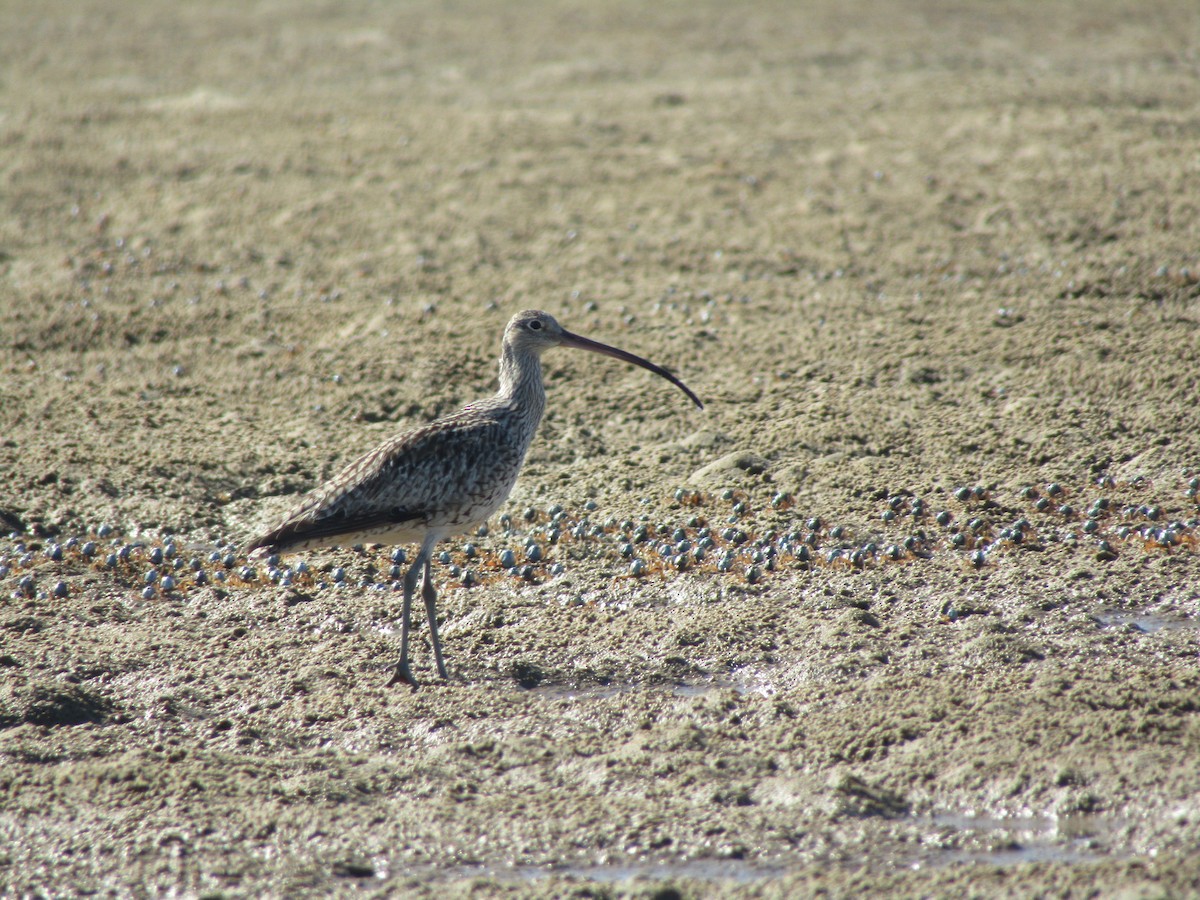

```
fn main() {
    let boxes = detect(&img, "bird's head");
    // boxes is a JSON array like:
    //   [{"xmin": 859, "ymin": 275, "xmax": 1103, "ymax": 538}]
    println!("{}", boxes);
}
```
[
  {"xmin": 503, "ymin": 309, "xmax": 567, "ymax": 355},
  {"xmin": 502, "ymin": 308, "xmax": 703, "ymax": 409}
]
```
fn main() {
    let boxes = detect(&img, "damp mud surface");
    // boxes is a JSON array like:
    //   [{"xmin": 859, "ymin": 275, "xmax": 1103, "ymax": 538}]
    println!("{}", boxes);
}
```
[{"xmin": 2, "ymin": 1, "xmax": 1200, "ymax": 896}]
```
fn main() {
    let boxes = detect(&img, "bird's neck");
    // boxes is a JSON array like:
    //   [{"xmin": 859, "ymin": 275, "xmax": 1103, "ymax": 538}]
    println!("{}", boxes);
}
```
[{"xmin": 497, "ymin": 342, "xmax": 547, "ymax": 425}]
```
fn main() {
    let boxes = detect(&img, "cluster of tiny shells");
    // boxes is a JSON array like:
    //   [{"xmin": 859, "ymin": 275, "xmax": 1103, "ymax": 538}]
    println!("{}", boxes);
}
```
[{"xmin": 2, "ymin": 476, "xmax": 1197, "ymax": 603}]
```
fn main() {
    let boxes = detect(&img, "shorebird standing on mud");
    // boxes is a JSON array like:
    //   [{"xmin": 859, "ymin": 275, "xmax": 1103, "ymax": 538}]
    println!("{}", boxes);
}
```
[{"xmin": 247, "ymin": 310, "xmax": 703, "ymax": 689}]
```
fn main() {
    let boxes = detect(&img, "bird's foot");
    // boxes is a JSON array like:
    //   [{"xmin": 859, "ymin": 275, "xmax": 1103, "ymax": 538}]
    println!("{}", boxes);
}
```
[{"xmin": 386, "ymin": 661, "xmax": 420, "ymax": 691}]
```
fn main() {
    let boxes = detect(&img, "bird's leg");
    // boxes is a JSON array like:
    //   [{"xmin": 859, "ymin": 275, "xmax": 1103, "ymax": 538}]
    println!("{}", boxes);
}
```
[
  {"xmin": 422, "ymin": 555, "xmax": 449, "ymax": 681},
  {"xmin": 386, "ymin": 548, "xmax": 425, "ymax": 690}
]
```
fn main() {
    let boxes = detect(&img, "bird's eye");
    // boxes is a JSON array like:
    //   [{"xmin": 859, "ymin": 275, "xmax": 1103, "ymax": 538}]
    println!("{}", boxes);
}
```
[{"xmin": 528, "ymin": 320, "xmax": 543, "ymax": 331}]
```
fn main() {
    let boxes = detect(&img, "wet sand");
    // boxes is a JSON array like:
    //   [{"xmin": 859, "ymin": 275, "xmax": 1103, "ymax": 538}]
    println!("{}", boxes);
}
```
[{"xmin": 2, "ymin": 0, "xmax": 1199, "ymax": 895}]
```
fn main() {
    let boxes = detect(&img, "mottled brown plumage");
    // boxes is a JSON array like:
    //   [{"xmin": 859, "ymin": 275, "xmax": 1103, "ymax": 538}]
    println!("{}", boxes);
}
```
[{"xmin": 247, "ymin": 309, "xmax": 702, "ymax": 688}]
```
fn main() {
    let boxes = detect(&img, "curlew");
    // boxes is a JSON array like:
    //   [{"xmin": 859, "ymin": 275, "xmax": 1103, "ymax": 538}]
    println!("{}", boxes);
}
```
[{"xmin": 246, "ymin": 309, "xmax": 702, "ymax": 688}]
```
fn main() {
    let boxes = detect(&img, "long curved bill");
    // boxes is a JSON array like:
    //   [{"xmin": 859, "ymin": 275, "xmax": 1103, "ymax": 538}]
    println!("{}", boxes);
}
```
[{"xmin": 559, "ymin": 329, "xmax": 704, "ymax": 410}]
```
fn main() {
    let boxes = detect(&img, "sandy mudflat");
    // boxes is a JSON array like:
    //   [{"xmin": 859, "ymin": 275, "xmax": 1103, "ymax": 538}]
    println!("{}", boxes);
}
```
[{"xmin": 2, "ymin": 0, "xmax": 1200, "ymax": 896}]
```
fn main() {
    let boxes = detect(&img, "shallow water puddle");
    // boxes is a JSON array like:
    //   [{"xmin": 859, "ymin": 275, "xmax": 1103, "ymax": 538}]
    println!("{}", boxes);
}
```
[
  {"xmin": 920, "ymin": 812, "xmax": 1119, "ymax": 868},
  {"xmin": 473, "ymin": 859, "xmax": 789, "ymax": 885},
  {"xmin": 417, "ymin": 813, "xmax": 1123, "ymax": 888},
  {"xmin": 1094, "ymin": 610, "xmax": 1200, "ymax": 633}
]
